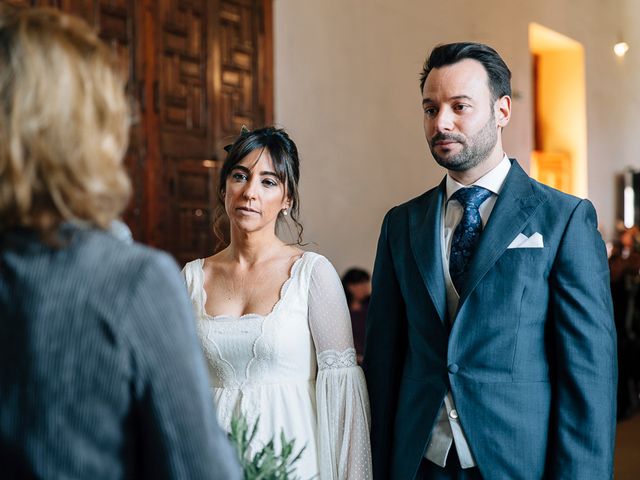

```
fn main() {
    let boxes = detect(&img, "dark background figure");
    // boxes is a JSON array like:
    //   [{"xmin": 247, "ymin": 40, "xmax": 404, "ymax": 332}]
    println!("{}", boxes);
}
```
[
  {"xmin": 341, "ymin": 268, "xmax": 371, "ymax": 364},
  {"xmin": 0, "ymin": 6, "xmax": 240, "ymax": 479},
  {"xmin": 609, "ymin": 225, "xmax": 640, "ymax": 420}
]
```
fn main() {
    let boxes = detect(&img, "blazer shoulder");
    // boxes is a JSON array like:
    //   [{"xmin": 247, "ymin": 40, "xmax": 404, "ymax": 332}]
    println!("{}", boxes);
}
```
[{"xmin": 77, "ymin": 229, "xmax": 178, "ymax": 281}]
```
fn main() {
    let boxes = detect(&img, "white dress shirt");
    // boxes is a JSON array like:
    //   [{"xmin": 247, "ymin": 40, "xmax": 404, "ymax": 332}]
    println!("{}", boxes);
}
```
[{"xmin": 424, "ymin": 155, "xmax": 511, "ymax": 468}]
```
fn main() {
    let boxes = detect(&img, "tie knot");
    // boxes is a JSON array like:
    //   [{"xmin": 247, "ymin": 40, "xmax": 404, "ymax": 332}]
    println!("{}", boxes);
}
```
[{"xmin": 451, "ymin": 186, "xmax": 492, "ymax": 209}]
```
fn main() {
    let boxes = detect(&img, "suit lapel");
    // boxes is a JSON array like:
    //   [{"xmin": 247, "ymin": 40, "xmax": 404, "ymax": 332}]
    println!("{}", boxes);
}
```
[
  {"xmin": 457, "ymin": 160, "xmax": 547, "ymax": 307},
  {"xmin": 409, "ymin": 178, "xmax": 448, "ymax": 324}
]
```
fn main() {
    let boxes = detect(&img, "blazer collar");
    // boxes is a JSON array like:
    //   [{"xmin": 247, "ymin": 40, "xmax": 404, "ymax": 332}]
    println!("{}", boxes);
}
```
[
  {"xmin": 408, "ymin": 178, "xmax": 448, "ymax": 324},
  {"xmin": 457, "ymin": 159, "xmax": 547, "ymax": 306}
]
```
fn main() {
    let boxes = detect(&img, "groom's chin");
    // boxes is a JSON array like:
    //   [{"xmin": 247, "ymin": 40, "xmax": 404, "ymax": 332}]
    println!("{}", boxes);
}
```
[{"xmin": 432, "ymin": 154, "xmax": 467, "ymax": 172}]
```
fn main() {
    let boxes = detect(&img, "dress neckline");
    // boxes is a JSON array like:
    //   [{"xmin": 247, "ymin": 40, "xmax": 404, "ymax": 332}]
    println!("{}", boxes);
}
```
[{"xmin": 198, "ymin": 251, "xmax": 309, "ymax": 321}]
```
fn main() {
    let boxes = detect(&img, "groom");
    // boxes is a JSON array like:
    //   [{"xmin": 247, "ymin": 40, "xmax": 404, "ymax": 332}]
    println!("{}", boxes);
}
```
[{"xmin": 364, "ymin": 42, "xmax": 616, "ymax": 479}]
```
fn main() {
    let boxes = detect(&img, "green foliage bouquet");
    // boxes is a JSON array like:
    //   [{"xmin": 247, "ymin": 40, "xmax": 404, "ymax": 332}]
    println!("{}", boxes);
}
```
[{"xmin": 228, "ymin": 414, "xmax": 306, "ymax": 480}]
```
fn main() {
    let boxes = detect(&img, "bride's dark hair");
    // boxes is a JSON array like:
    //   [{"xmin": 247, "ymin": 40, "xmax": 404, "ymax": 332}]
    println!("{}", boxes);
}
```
[{"xmin": 213, "ymin": 126, "xmax": 304, "ymax": 245}]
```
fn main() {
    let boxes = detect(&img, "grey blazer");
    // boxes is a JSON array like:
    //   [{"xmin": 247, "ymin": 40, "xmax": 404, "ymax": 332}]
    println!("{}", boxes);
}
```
[{"xmin": 0, "ymin": 226, "xmax": 241, "ymax": 480}]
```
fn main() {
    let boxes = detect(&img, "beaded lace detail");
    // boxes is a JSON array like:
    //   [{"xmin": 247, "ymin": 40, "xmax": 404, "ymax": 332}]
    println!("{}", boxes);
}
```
[{"xmin": 318, "ymin": 348, "xmax": 357, "ymax": 370}]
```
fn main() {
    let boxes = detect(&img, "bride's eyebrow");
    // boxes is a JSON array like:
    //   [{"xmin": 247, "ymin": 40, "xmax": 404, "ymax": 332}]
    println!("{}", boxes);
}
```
[{"xmin": 231, "ymin": 166, "xmax": 278, "ymax": 178}]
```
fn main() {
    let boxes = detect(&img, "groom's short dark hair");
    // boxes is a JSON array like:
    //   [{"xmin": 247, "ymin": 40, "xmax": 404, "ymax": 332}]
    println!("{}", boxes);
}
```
[{"xmin": 419, "ymin": 42, "xmax": 512, "ymax": 102}]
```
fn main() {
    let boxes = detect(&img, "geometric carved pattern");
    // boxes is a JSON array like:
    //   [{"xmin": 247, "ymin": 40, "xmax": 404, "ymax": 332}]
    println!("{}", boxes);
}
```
[
  {"xmin": 160, "ymin": 0, "xmax": 207, "ymax": 136},
  {"xmin": 177, "ymin": 205, "xmax": 214, "ymax": 266},
  {"xmin": 4, "ymin": 1, "xmax": 60, "ymax": 6},
  {"xmin": 157, "ymin": 0, "xmax": 212, "ymax": 259},
  {"xmin": 219, "ymin": 0, "xmax": 260, "ymax": 138},
  {"xmin": 171, "ymin": 160, "xmax": 220, "ymax": 266}
]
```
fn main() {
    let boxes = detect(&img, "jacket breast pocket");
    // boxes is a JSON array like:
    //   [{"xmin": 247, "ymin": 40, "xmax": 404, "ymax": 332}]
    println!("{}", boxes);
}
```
[{"xmin": 492, "ymin": 247, "xmax": 550, "ymax": 284}]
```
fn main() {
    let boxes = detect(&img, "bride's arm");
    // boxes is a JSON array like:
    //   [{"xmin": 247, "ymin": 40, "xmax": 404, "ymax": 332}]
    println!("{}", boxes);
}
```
[{"xmin": 308, "ymin": 255, "xmax": 372, "ymax": 480}]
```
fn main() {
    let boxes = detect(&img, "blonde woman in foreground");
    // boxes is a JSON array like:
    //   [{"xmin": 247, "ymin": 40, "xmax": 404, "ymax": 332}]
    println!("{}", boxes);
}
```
[{"xmin": 0, "ymin": 6, "xmax": 240, "ymax": 479}]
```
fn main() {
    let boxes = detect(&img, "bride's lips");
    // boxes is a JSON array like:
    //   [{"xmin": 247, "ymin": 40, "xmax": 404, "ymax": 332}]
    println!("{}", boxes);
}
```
[{"xmin": 236, "ymin": 206, "xmax": 260, "ymax": 214}]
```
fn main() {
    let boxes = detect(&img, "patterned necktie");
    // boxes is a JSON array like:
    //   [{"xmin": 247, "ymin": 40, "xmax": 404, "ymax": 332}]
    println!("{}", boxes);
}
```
[{"xmin": 449, "ymin": 186, "xmax": 493, "ymax": 292}]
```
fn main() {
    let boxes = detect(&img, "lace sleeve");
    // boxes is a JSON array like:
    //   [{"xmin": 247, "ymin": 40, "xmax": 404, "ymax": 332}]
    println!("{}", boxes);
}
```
[{"xmin": 308, "ymin": 255, "xmax": 372, "ymax": 480}]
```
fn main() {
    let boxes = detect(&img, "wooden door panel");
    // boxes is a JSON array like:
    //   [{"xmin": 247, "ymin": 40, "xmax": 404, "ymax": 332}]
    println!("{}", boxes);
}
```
[
  {"xmin": 156, "ymin": 0, "xmax": 213, "ymax": 258},
  {"xmin": 169, "ymin": 159, "xmax": 220, "ymax": 266},
  {"xmin": 158, "ymin": 0, "xmax": 209, "ymax": 148},
  {"xmin": 218, "ymin": 0, "xmax": 264, "ymax": 143},
  {"xmin": 4, "ymin": 0, "xmax": 273, "ymax": 262},
  {"xmin": 4, "ymin": 0, "xmax": 61, "ymax": 7}
]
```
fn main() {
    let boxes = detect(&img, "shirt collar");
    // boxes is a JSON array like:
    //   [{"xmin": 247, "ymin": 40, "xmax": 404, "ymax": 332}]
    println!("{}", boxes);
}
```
[{"xmin": 445, "ymin": 154, "xmax": 511, "ymax": 201}]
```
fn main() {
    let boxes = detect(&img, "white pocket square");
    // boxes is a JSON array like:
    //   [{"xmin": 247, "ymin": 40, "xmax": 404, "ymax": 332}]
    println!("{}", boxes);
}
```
[{"xmin": 507, "ymin": 232, "xmax": 544, "ymax": 249}]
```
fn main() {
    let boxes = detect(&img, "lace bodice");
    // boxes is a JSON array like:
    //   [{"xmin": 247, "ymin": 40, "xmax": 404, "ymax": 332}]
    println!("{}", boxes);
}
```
[{"xmin": 182, "ymin": 252, "xmax": 372, "ymax": 480}]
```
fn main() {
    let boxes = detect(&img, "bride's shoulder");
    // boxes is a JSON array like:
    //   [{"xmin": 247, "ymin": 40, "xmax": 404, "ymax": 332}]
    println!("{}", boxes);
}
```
[
  {"xmin": 180, "ymin": 257, "xmax": 206, "ymax": 293},
  {"xmin": 181, "ymin": 256, "xmax": 203, "ymax": 276},
  {"xmin": 296, "ymin": 251, "xmax": 340, "ymax": 278}
]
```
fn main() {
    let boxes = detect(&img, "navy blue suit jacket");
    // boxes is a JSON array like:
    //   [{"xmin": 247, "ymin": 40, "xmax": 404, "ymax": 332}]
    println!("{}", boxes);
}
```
[{"xmin": 364, "ymin": 160, "xmax": 617, "ymax": 479}]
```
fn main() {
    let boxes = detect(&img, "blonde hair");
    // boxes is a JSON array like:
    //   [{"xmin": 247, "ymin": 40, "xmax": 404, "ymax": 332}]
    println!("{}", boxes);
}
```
[{"xmin": 0, "ymin": 6, "xmax": 131, "ymax": 238}]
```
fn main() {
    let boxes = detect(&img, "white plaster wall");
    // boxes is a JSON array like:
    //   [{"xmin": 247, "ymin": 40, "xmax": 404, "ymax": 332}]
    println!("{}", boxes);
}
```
[{"xmin": 275, "ymin": 0, "xmax": 640, "ymax": 274}]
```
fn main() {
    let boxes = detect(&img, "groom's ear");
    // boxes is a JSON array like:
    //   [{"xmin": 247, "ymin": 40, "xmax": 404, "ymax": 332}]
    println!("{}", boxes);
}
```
[{"xmin": 495, "ymin": 95, "xmax": 511, "ymax": 128}]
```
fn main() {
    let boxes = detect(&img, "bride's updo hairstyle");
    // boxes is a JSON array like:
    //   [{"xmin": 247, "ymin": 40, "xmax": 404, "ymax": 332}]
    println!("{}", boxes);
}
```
[{"xmin": 214, "ymin": 126, "xmax": 304, "ymax": 245}]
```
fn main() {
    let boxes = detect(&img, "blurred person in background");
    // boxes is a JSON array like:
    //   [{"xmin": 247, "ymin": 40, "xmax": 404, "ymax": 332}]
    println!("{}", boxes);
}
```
[
  {"xmin": 0, "ymin": 6, "xmax": 240, "ymax": 479},
  {"xmin": 341, "ymin": 267, "xmax": 371, "ymax": 364},
  {"xmin": 609, "ymin": 225, "xmax": 640, "ymax": 420}
]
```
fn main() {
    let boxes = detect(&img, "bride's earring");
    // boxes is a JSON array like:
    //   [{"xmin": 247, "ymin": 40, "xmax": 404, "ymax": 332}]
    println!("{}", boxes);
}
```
[{"xmin": 282, "ymin": 208, "xmax": 288, "ymax": 216}]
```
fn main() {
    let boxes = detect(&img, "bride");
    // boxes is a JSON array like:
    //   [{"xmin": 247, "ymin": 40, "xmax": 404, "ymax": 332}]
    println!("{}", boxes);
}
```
[{"xmin": 182, "ymin": 126, "xmax": 372, "ymax": 479}]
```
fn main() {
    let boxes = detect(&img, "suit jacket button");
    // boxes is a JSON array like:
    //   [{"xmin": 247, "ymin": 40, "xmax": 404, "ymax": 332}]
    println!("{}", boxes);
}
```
[{"xmin": 448, "ymin": 363, "xmax": 459, "ymax": 374}]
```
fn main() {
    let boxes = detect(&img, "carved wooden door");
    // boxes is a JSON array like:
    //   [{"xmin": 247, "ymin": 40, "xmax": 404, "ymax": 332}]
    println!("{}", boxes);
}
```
[{"xmin": 3, "ymin": 0, "xmax": 273, "ymax": 265}]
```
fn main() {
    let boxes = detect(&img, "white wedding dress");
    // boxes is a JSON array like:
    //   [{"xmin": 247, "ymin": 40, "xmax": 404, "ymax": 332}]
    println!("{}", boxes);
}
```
[{"xmin": 182, "ymin": 252, "xmax": 372, "ymax": 480}]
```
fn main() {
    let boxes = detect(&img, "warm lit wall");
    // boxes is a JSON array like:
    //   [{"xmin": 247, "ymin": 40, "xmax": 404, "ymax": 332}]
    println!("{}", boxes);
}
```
[
  {"xmin": 530, "ymin": 23, "xmax": 587, "ymax": 198},
  {"xmin": 536, "ymin": 50, "xmax": 587, "ymax": 196},
  {"xmin": 274, "ymin": 0, "xmax": 640, "ymax": 273}
]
